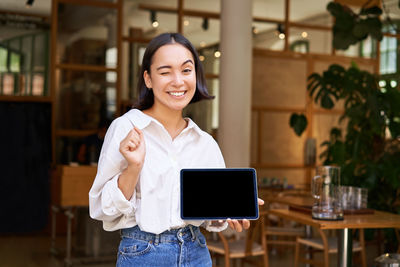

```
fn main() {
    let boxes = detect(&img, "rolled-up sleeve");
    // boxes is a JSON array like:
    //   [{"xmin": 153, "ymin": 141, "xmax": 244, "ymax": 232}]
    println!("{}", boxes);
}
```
[
  {"xmin": 203, "ymin": 220, "xmax": 228, "ymax": 232},
  {"xmin": 88, "ymin": 118, "xmax": 137, "ymax": 229}
]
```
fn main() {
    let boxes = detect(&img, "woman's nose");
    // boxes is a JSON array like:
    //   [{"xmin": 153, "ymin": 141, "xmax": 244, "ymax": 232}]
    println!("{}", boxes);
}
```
[{"xmin": 172, "ymin": 72, "xmax": 184, "ymax": 86}]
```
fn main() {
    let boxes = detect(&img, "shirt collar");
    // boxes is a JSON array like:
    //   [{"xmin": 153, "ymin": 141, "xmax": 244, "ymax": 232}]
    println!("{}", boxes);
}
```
[{"xmin": 127, "ymin": 109, "xmax": 204, "ymax": 137}]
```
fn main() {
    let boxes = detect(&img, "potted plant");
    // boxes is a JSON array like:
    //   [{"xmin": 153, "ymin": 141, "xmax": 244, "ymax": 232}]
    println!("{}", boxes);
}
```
[{"xmin": 290, "ymin": 1, "xmax": 400, "ymax": 251}]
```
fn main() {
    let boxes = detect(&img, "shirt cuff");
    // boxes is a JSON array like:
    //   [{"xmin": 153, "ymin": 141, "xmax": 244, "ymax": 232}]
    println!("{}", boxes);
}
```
[
  {"xmin": 203, "ymin": 220, "xmax": 228, "ymax": 232},
  {"xmin": 101, "ymin": 173, "xmax": 137, "ymax": 216}
]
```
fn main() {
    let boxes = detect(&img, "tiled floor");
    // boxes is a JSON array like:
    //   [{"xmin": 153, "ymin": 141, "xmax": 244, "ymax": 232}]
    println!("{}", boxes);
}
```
[{"xmin": 0, "ymin": 231, "xmax": 383, "ymax": 267}]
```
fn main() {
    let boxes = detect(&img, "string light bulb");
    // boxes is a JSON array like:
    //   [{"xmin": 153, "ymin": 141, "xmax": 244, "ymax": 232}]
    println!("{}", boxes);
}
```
[{"xmin": 150, "ymin": 11, "xmax": 159, "ymax": 28}]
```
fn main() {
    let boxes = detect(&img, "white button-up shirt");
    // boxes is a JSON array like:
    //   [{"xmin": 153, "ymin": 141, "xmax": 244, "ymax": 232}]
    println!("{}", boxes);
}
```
[{"xmin": 89, "ymin": 109, "xmax": 227, "ymax": 234}]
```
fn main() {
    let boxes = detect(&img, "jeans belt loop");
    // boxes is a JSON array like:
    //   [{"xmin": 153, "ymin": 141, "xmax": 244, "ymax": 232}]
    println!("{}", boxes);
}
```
[
  {"xmin": 154, "ymin": 234, "xmax": 160, "ymax": 245},
  {"xmin": 189, "ymin": 225, "xmax": 196, "ymax": 241}
]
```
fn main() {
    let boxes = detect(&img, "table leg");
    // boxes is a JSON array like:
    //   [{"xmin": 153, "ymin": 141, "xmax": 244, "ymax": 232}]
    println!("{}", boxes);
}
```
[
  {"xmin": 64, "ymin": 208, "xmax": 74, "ymax": 267},
  {"xmin": 305, "ymin": 225, "xmax": 312, "ymax": 267},
  {"xmin": 337, "ymin": 228, "xmax": 352, "ymax": 267},
  {"xmin": 50, "ymin": 205, "xmax": 59, "ymax": 255}
]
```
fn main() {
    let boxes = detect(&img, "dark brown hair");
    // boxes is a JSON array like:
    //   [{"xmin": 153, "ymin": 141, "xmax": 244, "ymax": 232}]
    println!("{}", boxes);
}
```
[{"xmin": 134, "ymin": 33, "xmax": 214, "ymax": 110}]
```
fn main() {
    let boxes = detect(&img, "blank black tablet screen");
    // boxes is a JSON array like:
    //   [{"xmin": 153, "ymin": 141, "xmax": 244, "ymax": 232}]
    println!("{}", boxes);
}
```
[{"xmin": 180, "ymin": 168, "xmax": 258, "ymax": 220}]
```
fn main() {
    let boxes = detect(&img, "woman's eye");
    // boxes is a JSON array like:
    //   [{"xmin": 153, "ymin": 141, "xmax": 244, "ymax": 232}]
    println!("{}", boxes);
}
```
[
  {"xmin": 160, "ymin": 72, "xmax": 169, "ymax": 75},
  {"xmin": 183, "ymin": 69, "xmax": 192, "ymax": 73}
]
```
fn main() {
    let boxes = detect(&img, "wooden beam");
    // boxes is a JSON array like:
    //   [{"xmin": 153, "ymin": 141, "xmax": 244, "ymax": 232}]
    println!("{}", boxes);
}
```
[
  {"xmin": 0, "ymin": 96, "xmax": 52, "ymax": 102},
  {"xmin": 50, "ymin": 0, "xmax": 58, "ymax": 166},
  {"xmin": 252, "ymin": 163, "xmax": 307, "ymax": 169},
  {"xmin": 204, "ymin": 73, "xmax": 219, "ymax": 79},
  {"xmin": 57, "ymin": 0, "xmax": 118, "ymax": 9},
  {"xmin": 252, "ymin": 106, "xmax": 306, "ymax": 113},
  {"xmin": 122, "ymin": 36, "xmax": 152, "ymax": 43},
  {"xmin": 178, "ymin": 0, "xmax": 184, "ymax": 34},
  {"xmin": 253, "ymin": 17, "xmax": 283, "ymax": 24},
  {"xmin": 0, "ymin": 9, "xmax": 49, "ymax": 21},
  {"xmin": 56, "ymin": 129, "xmax": 97, "ymax": 137},
  {"xmin": 289, "ymin": 22, "xmax": 331, "ymax": 31},
  {"xmin": 284, "ymin": 0, "xmax": 290, "ymax": 51},
  {"xmin": 56, "ymin": 63, "xmax": 117, "ymax": 72},
  {"xmin": 383, "ymin": 32, "xmax": 400, "ymax": 38},
  {"xmin": 116, "ymin": 0, "xmax": 122, "ymax": 116}
]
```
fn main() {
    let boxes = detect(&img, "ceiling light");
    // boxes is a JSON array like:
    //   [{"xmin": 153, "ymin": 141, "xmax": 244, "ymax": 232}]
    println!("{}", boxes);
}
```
[
  {"xmin": 214, "ymin": 50, "xmax": 221, "ymax": 58},
  {"xmin": 184, "ymin": 20, "xmax": 189, "ymax": 26},
  {"xmin": 202, "ymin": 18, "xmax": 209, "ymax": 31},
  {"xmin": 276, "ymin": 23, "xmax": 285, "ymax": 38},
  {"xmin": 301, "ymin": 31, "xmax": 308, "ymax": 38},
  {"xmin": 199, "ymin": 41, "xmax": 206, "ymax": 47},
  {"xmin": 199, "ymin": 55, "xmax": 205, "ymax": 61},
  {"xmin": 150, "ymin": 10, "xmax": 158, "ymax": 27},
  {"xmin": 152, "ymin": 21, "xmax": 159, "ymax": 28},
  {"xmin": 252, "ymin": 26, "xmax": 259, "ymax": 35},
  {"xmin": 26, "ymin": 0, "xmax": 34, "ymax": 8}
]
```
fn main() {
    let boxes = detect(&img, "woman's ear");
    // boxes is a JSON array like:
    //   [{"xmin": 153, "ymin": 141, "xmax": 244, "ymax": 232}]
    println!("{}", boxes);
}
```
[{"xmin": 144, "ymin": 70, "xmax": 152, "ymax": 89}]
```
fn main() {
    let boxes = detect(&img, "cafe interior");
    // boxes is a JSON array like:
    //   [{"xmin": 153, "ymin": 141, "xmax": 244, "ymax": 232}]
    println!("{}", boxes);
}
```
[{"xmin": 1, "ymin": 0, "xmax": 400, "ymax": 266}]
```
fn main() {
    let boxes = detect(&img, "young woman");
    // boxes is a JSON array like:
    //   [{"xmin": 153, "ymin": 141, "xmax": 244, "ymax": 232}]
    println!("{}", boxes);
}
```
[{"xmin": 89, "ymin": 32, "xmax": 262, "ymax": 266}]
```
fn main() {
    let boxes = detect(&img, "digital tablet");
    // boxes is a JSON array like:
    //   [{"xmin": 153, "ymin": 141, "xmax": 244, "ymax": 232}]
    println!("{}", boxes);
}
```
[{"xmin": 180, "ymin": 168, "xmax": 259, "ymax": 220}]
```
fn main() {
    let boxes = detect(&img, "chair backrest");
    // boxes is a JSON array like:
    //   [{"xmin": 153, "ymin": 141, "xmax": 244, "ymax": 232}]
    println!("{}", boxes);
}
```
[
  {"xmin": 395, "ymin": 228, "xmax": 400, "ymax": 253},
  {"xmin": 244, "ymin": 213, "xmax": 265, "ymax": 255}
]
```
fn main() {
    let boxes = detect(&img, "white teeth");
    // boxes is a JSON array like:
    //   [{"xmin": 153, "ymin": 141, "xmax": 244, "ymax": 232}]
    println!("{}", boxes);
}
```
[{"xmin": 169, "ymin": 91, "xmax": 185, "ymax": 96}]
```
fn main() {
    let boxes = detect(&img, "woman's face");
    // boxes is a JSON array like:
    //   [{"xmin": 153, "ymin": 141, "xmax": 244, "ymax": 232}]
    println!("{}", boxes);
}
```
[{"xmin": 144, "ymin": 43, "xmax": 196, "ymax": 112}]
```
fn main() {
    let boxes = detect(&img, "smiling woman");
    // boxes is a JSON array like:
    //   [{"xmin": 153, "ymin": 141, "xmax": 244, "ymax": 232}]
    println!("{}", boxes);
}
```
[
  {"xmin": 143, "ymin": 44, "xmax": 197, "ymax": 114},
  {"xmin": 135, "ymin": 33, "xmax": 213, "ymax": 111},
  {"xmin": 89, "ymin": 33, "xmax": 253, "ymax": 267}
]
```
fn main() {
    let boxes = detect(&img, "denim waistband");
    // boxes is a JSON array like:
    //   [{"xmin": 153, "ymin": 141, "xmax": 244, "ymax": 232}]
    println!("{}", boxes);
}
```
[{"xmin": 120, "ymin": 225, "xmax": 200, "ymax": 244}]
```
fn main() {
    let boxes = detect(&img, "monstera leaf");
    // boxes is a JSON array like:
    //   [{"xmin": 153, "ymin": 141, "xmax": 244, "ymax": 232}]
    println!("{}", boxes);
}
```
[
  {"xmin": 327, "ymin": 1, "xmax": 383, "ymax": 50},
  {"xmin": 289, "ymin": 113, "xmax": 308, "ymax": 136}
]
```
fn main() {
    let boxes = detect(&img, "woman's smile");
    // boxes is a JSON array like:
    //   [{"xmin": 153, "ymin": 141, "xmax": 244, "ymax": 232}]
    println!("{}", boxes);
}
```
[
  {"xmin": 168, "ymin": 91, "xmax": 186, "ymax": 97},
  {"xmin": 144, "ymin": 43, "xmax": 196, "ymax": 112}
]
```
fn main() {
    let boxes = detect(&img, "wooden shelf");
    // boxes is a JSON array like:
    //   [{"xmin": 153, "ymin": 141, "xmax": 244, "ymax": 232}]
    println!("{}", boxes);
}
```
[
  {"xmin": 0, "ymin": 95, "xmax": 52, "ymax": 103},
  {"xmin": 56, "ymin": 63, "xmax": 117, "ymax": 73},
  {"xmin": 56, "ymin": 129, "xmax": 98, "ymax": 137}
]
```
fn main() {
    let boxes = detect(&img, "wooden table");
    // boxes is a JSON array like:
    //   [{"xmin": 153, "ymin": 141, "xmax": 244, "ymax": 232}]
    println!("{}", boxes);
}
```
[
  {"xmin": 269, "ymin": 208, "xmax": 400, "ymax": 267},
  {"xmin": 51, "ymin": 165, "xmax": 98, "ymax": 266}
]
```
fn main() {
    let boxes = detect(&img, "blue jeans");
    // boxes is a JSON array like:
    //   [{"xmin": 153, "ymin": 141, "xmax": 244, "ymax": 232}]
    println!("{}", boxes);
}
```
[{"xmin": 116, "ymin": 225, "xmax": 212, "ymax": 267}]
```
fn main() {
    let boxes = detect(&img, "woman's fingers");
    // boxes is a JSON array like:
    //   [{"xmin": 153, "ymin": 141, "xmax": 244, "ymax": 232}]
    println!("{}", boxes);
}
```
[
  {"xmin": 227, "ymin": 219, "xmax": 243, "ymax": 232},
  {"xmin": 227, "ymin": 219, "xmax": 251, "ymax": 232},
  {"xmin": 134, "ymin": 127, "xmax": 144, "ymax": 141},
  {"xmin": 242, "ymin": 219, "xmax": 250, "ymax": 229},
  {"xmin": 258, "ymin": 198, "xmax": 265, "ymax": 206}
]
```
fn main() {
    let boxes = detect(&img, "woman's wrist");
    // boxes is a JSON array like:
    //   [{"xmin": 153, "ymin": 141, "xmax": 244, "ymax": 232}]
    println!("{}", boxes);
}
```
[{"xmin": 118, "ymin": 164, "xmax": 141, "ymax": 200}]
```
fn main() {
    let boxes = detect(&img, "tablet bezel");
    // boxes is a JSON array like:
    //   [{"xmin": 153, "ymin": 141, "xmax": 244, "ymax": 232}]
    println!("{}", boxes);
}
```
[{"xmin": 180, "ymin": 168, "xmax": 259, "ymax": 220}]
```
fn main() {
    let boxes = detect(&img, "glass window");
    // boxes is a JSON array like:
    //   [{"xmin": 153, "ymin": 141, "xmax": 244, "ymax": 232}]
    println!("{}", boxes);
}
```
[
  {"xmin": 252, "ymin": 22, "xmax": 285, "ymax": 51},
  {"xmin": 380, "ymin": 36, "xmax": 397, "ymax": 74},
  {"xmin": 0, "ymin": 46, "xmax": 7, "ymax": 72},
  {"xmin": 290, "ymin": 40, "xmax": 309, "ymax": 53},
  {"xmin": 10, "ymin": 52, "xmax": 21, "ymax": 72}
]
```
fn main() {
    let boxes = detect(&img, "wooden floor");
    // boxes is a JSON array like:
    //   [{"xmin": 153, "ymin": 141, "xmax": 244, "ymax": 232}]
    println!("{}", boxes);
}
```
[{"xmin": 0, "ymin": 233, "xmax": 384, "ymax": 267}]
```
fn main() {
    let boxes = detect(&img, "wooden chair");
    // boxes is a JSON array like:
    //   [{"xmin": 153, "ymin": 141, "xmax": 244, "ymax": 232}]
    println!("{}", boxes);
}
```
[
  {"xmin": 207, "ymin": 214, "xmax": 268, "ymax": 267},
  {"xmin": 263, "ymin": 190, "xmax": 308, "ymax": 253},
  {"xmin": 294, "ymin": 228, "xmax": 367, "ymax": 267}
]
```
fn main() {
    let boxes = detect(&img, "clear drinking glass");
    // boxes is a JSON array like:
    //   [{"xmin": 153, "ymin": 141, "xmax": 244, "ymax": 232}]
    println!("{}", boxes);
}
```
[
  {"xmin": 311, "ymin": 166, "xmax": 344, "ymax": 220},
  {"xmin": 354, "ymin": 187, "xmax": 368, "ymax": 209}
]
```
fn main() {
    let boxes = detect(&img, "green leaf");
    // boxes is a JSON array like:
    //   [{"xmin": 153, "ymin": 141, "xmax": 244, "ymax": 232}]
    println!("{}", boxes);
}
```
[
  {"xmin": 289, "ymin": 113, "xmax": 308, "ymax": 136},
  {"xmin": 327, "ymin": 2, "xmax": 343, "ymax": 17},
  {"xmin": 353, "ymin": 21, "xmax": 369, "ymax": 39},
  {"xmin": 360, "ymin": 6, "xmax": 382, "ymax": 16},
  {"xmin": 388, "ymin": 121, "xmax": 400, "ymax": 139},
  {"xmin": 321, "ymin": 93, "xmax": 335, "ymax": 109}
]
